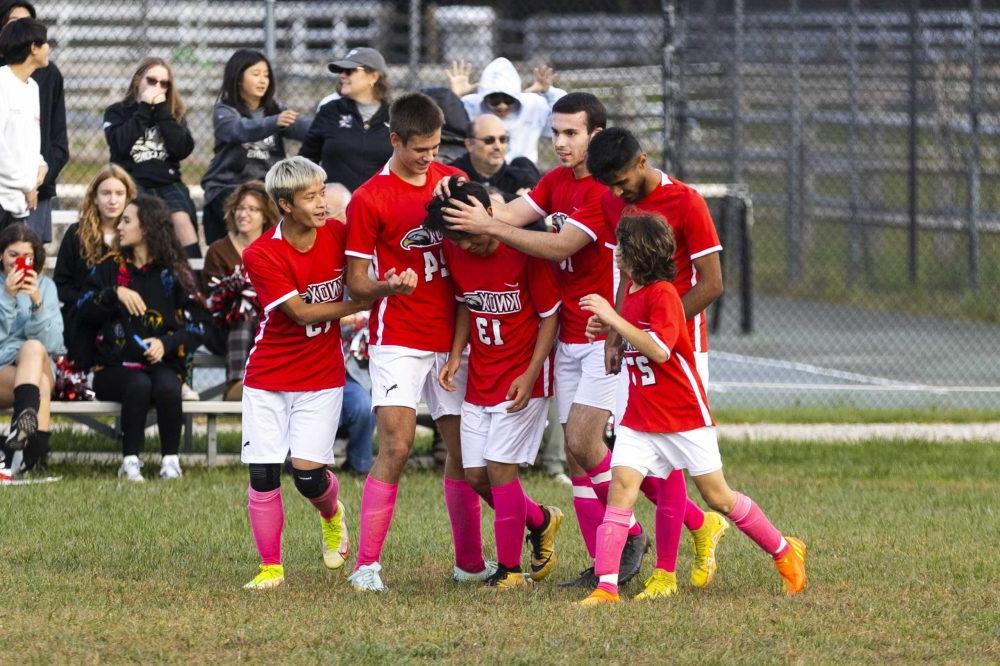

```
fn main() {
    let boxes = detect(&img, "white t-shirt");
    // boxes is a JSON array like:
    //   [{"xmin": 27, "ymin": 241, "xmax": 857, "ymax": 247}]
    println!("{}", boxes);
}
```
[{"xmin": 0, "ymin": 66, "xmax": 45, "ymax": 217}]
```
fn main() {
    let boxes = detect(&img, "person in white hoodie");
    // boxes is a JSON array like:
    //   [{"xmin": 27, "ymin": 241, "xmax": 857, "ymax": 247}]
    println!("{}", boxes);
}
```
[
  {"xmin": 0, "ymin": 17, "xmax": 47, "ymax": 229},
  {"xmin": 448, "ymin": 57, "xmax": 565, "ymax": 165}
]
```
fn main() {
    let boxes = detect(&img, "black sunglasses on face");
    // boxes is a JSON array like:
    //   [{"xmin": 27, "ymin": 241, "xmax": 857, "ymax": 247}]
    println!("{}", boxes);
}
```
[
  {"xmin": 145, "ymin": 76, "xmax": 170, "ymax": 89},
  {"xmin": 472, "ymin": 135, "xmax": 509, "ymax": 146}
]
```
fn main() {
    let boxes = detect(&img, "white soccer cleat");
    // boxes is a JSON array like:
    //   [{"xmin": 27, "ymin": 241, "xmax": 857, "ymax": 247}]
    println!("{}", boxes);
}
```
[
  {"xmin": 453, "ymin": 560, "xmax": 498, "ymax": 583},
  {"xmin": 118, "ymin": 455, "xmax": 145, "ymax": 483},
  {"xmin": 159, "ymin": 455, "xmax": 183, "ymax": 480},
  {"xmin": 349, "ymin": 562, "xmax": 387, "ymax": 592}
]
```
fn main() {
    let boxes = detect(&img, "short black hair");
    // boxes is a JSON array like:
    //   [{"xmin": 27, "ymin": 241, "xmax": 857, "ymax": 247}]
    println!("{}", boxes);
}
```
[
  {"xmin": 218, "ymin": 49, "xmax": 279, "ymax": 117},
  {"xmin": 552, "ymin": 92, "xmax": 607, "ymax": 133},
  {"xmin": 0, "ymin": 16, "xmax": 45, "ymax": 65},
  {"xmin": 423, "ymin": 180, "xmax": 491, "ymax": 240},
  {"xmin": 587, "ymin": 127, "xmax": 642, "ymax": 185},
  {"xmin": 389, "ymin": 92, "xmax": 444, "ymax": 143}
]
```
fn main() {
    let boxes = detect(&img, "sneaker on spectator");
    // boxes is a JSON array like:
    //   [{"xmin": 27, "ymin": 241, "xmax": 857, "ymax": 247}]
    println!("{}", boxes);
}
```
[
  {"xmin": 118, "ymin": 455, "xmax": 145, "ymax": 483},
  {"xmin": 5, "ymin": 407, "xmax": 38, "ymax": 450},
  {"xmin": 181, "ymin": 384, "xmax": 201, "ymax": 401},
  {"xmin": 159, "ymin": 455, "xmax": 183, "ymax": 480}
]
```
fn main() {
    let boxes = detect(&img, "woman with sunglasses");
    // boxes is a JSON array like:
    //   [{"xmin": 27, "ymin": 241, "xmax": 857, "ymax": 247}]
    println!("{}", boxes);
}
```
[
  {"xmin": 200, "ymin": 49, "xmax": 308, "ymax": 245},
  {"xmin": 103, "ymin": 57, "xmax": 201, "ymax": 258},
  {"xmin": 448, "ymin": 57, "xmax": 566, "ymax": 166},
  {"xmin": 300, "ymin": 47, "xmax": 391, "ymax": 191}
]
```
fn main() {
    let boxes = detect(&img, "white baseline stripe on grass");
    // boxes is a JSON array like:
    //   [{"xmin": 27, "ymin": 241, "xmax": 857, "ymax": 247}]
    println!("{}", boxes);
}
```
[
  {"xmin": 710, "ymin": 351, "xmax": 915, "ymax": 387},
  {"xmin": 709, "ymin": 382, "xmax": 1000, "ymax": 394}
]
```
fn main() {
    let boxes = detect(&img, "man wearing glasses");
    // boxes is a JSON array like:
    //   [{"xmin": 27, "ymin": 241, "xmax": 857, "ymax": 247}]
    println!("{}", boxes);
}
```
[{"xmin": 452, "ymin": 114, "xmax": 539, "ymax": 202}]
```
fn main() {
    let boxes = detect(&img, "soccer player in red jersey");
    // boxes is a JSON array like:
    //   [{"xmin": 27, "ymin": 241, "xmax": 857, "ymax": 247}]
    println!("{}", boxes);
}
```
[
  {"xmin": 425, "ymin": 182, "xmax": 564, "ymax": 589},
  {"xmin": 577, "ymin": 213, "xmax": 806, "ymax": 605},
  {"xmin": 344, "ymin": 92, "xmax": 490, "ymax": 592},
  {"xmin": 240, "ymin": 157, "xmax": 371, "ymax": 590}
]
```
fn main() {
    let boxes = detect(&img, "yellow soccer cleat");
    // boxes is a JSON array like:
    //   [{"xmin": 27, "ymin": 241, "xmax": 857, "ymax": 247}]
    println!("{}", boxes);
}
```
[
  {"xmin": 690, "ymin": 511, "xmax": 729, "ymax": 588},
  {"xmin": 774, "ymin": 536, "xmax": 807, "ymax": 595},
  {"xmin": 526, "ymin": 505, "xmax": 563, "ymax": 582},
  {"xmin": 577, "ymin": 587, "xmax": 621, "ymax": 607},
  {"xmin": 243, "ymin": 564, "xmax": 285, "ymax": 590},
  {"xmin": 634, "ymin": 568, "xmax": 678, "ymax": 601},
  {"xmin": 484, "ymin": 565, "xmax": 532, "ymax": 591},
  {"xmin": 321, "ymin": 501, "xmax": 350, "ymax": 570}
]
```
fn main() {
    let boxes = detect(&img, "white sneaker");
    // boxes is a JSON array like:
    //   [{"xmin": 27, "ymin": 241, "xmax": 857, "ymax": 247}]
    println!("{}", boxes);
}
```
[
  {"xmin": 453, "ymin": 560, "xmax": 498, "ymax": 582},
  {"xmin": 348, "ymin": 562, "xmax": 387, "ymax": 592},
  {"xmin": 549, "ymin": 472, "xmax": 572, "ymax": 487},
  {"xmin": 159, "ymin": 454, "xmax": 183, "ymax": 480},
  {"xmin": 118, "ymin": 455, "xmax": 145, "ymax": 482},
  {"xmin": 180, "ymin": 383, "xmax": 200, "ymax": 401}
]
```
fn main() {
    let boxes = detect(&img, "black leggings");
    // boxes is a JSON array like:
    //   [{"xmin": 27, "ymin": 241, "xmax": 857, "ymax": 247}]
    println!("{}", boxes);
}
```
[{"xmin": 93, "ymin": 365, "xmax": 183, "ymax": 457}]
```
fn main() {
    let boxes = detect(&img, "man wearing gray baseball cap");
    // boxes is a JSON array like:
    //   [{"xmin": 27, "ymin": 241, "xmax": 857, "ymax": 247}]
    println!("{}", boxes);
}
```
[{"xmin": 301, "ymin": 47, "xmax": 392, "ymax": 191}]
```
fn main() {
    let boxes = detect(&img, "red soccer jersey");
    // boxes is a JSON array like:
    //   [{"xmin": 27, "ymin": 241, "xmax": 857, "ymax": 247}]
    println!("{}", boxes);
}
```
[
  {"xmin": 619, "ymin": 279, "xmax": 715, "ymax": 434},
  {"xmin": 443, "ymin": 241, "xmax": 561, "ymax": 407},
  {"xmin": 524, "ymin": 167, "xmax": 614, "ymax": 344},
  {"xmin": 345, "ymin": 161, "xmax": 466, "ymax": 352},
  {"xmin": 243, "ymin": 221, "xmax": 347, "ymax": 391},
  {"xmin": 603, "ymin": 171, "xmax": 722, "ymax": 352}
]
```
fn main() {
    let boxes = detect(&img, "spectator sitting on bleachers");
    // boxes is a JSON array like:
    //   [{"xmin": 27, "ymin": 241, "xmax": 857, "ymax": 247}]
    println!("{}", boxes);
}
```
[
  {"xmin": 201, "ymin": 180, "xmax": 278, "ymax": 401},
  {"xmin": 77, "ymin": 194, "xmax": 206, "ymax": 482},
  {"xmin": 1, "ymin": 2, "xmax": 68, "ymax": 243},
  {"xmin": 451, "ymin": 114, "xmax": 540, "ymax": 202},
  {"xmin": 201, "ymin": 49, "xmax": 309, "ymax": 246},
  {"xmin": 0, "ymin": 16, "xmax": 48, "ymax": 230},
  {"xmin": 448, "ymin": 57, "xmax": 566, "ymax": 165},
  {"xmin": 53, "ymin": 164, "xmax": 136, "ymax": 370},
  {"xmin": 0, "ymin": 223, "xmax": 62, "ymax": 476},
  {"xmin": 103, "ymin": 57, "xmax": 201, "ymax": 259},
  {"xmin": 300, "ymin": 47, "xmax": 392, "ymax": 191}
]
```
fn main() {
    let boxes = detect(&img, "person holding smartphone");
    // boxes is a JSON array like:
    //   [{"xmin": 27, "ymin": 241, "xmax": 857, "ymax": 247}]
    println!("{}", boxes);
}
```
[{"xmin": 0, "ymin": 223, "xmax": 62, "ymax": 477}]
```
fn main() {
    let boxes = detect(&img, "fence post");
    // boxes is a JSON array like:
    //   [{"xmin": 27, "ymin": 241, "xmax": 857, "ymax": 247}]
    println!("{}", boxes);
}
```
[
  {"xmin": 847, "ymin": 0, "xmax": 862, "ymax": 285},
  {"xmin": 730, "ymin": 0, "xmax": 744, "ymax": 185},
  {"xmin": 264, "ymin": 0, "xmax": 276, "ymax": 63},
  {"xmin": 661, "ymin": 0, "xmax": 677, "ymax": 173},
  {"xmin": 907, "ymin": 0, "xmax": 919, "ymax": 285},
  {"xmin": 408, "ymin": 0, "xmax": 422, "ymax": 91},
  {"xmin": 967, "ymin": 0, "xmax": 981, "ymax": 290},
  {"xmin": 787, "ymin": 0, "xmax": 803, "ymax": 282}
]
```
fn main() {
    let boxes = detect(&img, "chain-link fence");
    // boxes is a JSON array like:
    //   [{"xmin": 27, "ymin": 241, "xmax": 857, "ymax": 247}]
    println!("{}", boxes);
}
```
[{"xmin": 28, "ymin": 0, "xmax": 1000, "ymax": 411}]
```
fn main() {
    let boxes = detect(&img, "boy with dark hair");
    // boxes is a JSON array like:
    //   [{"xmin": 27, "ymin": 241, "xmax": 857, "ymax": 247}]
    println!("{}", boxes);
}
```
[
  {"xmin": 239, "ymin": 156, "xmax": 370, "ymax": 589},
  {"xmin": 426, "ymin": 181, "xmax": 565, "ymax": 589},
  {"xmin": 0, "ymin": 16, "xmax": 48, "ymax": 229},
  {"xmin": 345, "ymin": 90, "xmax": 490, "ymax": 592},
  {"xmin": 0, "ymin": 2, "xmax": 68, "ymax": 242}
]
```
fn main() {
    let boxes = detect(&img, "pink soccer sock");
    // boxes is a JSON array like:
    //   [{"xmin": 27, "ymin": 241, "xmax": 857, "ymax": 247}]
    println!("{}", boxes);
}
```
[
  {"xmin": 444, "ymin": 476, "xmax": 486, "ymax": 574},
  {"xmin": 247, "ymin": 486, "xmax": 284, "ymax": 565},
  {"xmin": 492, "ymin": 478, "xmax": 528, "ymax": 570},
  {"xmin": 640, "ymin": 475, "xmax": 659, "ymax": 504},
  {"xmin": 586, "ymin": 451, "xmax": 613, "ymax": 506},
  {"xmin": 524, "ymin": 488, "xmax": 545, "ymax": 531},
  {"xmin": 594, "ymin": 505, "xmax": 633, "ymax": 595},
  {"xmin": 728, "ymin": 492, "xmax": 789, "ymax": 558},
  {"xmin": 684, "ymin": 498, "xmax": 706, "ymax": 531},
  {"xmin": 355, "ymin": 475, "xmax": 399, "ymax": 569},
  {"xmin": 654, "ymin": 473, "xmax": 687, "ymax": 572},
  {"xmin": 307, "ymin": 470, "xmax": 340, "ymax": 520},
  {"xmin": 571, "ymin": 476, "xmax": 602, "ymax": 559}
]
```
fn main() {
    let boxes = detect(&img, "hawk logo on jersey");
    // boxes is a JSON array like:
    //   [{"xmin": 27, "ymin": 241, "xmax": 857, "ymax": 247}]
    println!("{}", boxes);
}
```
[
  {"xmin": 547, "ymin": 212, "xmax": 569, "ymax": 232},
  {"xmin": 400, "ymin": 226, "xmax": 443, "ymax": 250},
  {"xmin": 301, "ymin": 276, "xmax": 344, "ymax": 304},
  {"xmin": 463, "ymin": 290, "xmax": 522, "ymax": 315}
]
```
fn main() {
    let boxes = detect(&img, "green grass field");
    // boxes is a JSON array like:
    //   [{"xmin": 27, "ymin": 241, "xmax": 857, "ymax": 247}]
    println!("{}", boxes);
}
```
[{"xmin": 5, "ymin": 438, "xmax": 999, "ymax": 663}]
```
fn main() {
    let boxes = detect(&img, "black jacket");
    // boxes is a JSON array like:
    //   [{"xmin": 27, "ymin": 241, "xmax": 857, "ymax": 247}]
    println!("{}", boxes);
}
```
[
  {"xmin": 33, "ymin": 64, "xmax": 68, "ymax": 200},
  {"xmin": 103, "ymin": 100, "xmax": 195, "ymax": 187},
  {"xmin": 299, "ymin": 96, "xmax": 391, "ymax": 191},
  {"xmin": 52, "ymin": 224, "xmax": 109, "ymax": 368},
  {"xmin": 76, "ymin": 255, "xmax": 206, "ymax": 374},
  {"xmin": 451, "ymin": 153, "xmax": 541, "ymax": 203}
]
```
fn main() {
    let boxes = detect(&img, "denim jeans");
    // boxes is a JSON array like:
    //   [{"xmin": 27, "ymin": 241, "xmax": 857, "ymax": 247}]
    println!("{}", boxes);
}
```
[{"xmin": 341, "ymin": 376, "xmax": 374, "ymax": 473}]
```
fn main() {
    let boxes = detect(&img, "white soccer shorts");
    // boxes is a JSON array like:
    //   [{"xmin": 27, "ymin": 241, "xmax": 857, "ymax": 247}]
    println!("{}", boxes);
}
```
[
  {"xmin": 611, "ymin": 425, "xmax": 723, "ymax": 478},
  {"xmin": 368, "ymin": 345, "xmax": 467, "ymax": 420},
  {"xmin": 554, "ymin": 341, "xmax": 618, "ymax": 424},
  {"xmin": 460, "ymin": 398, "xmax": 549, "ymax": 468},
  {"xmin": 241, "ymin": 385, "xmax": 343, "ymax": 464}
]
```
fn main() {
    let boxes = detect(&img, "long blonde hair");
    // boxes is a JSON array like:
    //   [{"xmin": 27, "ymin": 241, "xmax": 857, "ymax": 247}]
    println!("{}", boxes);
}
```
[
  {"xmin": 77, "ymin": 164, "xmax": 137, "ymax": 267},
  {"xmin": 124, "ymin": 57, "xmax": 187, "ymax": 119}
]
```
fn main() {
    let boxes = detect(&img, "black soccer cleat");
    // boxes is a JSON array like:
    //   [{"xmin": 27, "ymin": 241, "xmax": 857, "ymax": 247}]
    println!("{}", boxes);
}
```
[
  {"xmin": 558, "ymin": 566, "xmax": 599, "ymax": 589},
  {"xmin": 618, "ymin": 528, "xmax": 650, "ymax": 586}
]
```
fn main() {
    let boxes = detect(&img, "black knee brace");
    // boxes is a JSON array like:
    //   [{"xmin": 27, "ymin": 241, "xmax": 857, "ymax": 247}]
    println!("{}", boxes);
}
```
[
  {"xmin": 292, "ymin": 466, "xmax": 329, "ymax": 498},
  {"xmin": 248, "ymin": 463, "xmax": 282, "ymax": 492}
]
